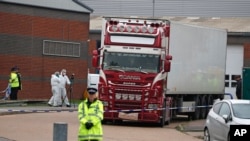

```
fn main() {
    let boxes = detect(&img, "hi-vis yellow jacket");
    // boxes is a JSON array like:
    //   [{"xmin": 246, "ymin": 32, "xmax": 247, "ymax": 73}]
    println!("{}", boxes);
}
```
[
  {"xmin": 9, "ymin": 72, "xmax": 19, "ymax": 88},
  {"xmin": 78, "ymin": 99, "xmax": 104, "ymax": 141}
]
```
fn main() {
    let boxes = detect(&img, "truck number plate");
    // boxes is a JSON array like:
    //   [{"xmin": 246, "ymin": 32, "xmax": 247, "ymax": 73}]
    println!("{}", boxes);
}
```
[{"xmin": 118, "ymin": 112, "xmax": 138, "ymax": 121}]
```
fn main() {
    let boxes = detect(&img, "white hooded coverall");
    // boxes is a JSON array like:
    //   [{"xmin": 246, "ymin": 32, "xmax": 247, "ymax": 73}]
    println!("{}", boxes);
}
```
[
  {"xmin": 48, "ymin": 72, "xmax": 60, "ymax": 106},
  {"xmin": 59, "ymin": 71, "xmax": 71, "ymax": 106}
]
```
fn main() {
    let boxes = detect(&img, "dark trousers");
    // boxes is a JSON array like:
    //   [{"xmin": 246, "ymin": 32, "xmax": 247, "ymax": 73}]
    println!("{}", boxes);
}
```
[
  {"xmin": 236, "ymin": 92, "xmax": 242, "ymax": 99},
  {"xmin": 10, "ymin": 87, "xmax": 19, "ymax": 100}
]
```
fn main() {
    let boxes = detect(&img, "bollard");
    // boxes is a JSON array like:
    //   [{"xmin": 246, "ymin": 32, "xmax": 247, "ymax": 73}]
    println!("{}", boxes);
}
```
[{"xmin": 53, "ymin": 122, "xmax": 68, "ymax": 141}]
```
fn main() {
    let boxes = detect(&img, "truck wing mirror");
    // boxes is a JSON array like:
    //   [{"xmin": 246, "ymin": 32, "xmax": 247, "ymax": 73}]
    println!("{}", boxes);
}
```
[
  {"xmin": 93, "ymin": 50, "xmax": 98, "ymax": 56},
  {"xmin": 164, "ymin": 60, "xmax": 171, "ymax": 72},
  {"xmin": 92, "ymin": 50, "xmax": 98, "ymax": 68},
  {"xmin": 164, "ymin": 55, "xmax": 172, "ymax": 72},
  {"xmin": 166, "ymin": 55, "xmax": 172, "ymax": 60}
]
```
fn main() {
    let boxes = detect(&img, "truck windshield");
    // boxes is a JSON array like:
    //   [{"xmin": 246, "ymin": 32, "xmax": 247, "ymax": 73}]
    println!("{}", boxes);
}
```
[{"xmin": 103, "ymin": 52, "xmax": 160, "ymax": 73}]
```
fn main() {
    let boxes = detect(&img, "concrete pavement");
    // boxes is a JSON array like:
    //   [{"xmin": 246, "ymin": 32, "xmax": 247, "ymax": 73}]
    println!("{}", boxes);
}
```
[{"xmin": 0, "ymin": 100, "xmax": 204, "ymax": 141}]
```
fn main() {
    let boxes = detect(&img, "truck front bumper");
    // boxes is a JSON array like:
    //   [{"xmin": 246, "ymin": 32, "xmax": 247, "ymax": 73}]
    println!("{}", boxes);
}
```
[{"xmin": 104, "ymin": 111, "xmax": 161, "ymax": 122}]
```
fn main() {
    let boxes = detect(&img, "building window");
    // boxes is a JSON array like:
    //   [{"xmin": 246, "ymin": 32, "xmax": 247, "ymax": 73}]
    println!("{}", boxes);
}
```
[
  {"xmin": 225, "ymin": 74, "xmax": 240, "ymax": 88},
  {"xmin": 225, "ymin": 74, "xmax": 230, "ymax": 88},
  {"xmin": 231, "ymin": 74, "xmax": 239, "ymax": 88},
  {"xmin": 43, "ymin": 40, "xmax": 80, "ymax": 57},
  {"xmin": 225, "ymin": 82, "xmax": 229, "ymax": 87}
]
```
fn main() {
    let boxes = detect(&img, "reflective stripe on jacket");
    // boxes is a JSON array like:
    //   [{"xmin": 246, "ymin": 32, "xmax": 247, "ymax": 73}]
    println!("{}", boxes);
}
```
[
  {"xmin": 9, "ymin": 72, "xmax": 19, "ymax": 88},
  {"xmin": 78, "ymin": 99, "xmax": 104, "ymax": 141}
]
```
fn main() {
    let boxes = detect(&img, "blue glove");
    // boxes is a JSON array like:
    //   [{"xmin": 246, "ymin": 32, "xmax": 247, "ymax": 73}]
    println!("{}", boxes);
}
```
[{"xmin": 85, "ymin": 122, "xmax": 93, "ymax": 130}]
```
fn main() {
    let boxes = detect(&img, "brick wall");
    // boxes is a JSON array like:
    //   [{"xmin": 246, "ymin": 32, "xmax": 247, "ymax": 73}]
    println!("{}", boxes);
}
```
[
  {"xmin": 0, "ymin": 4, "xmax": 92, "ymax": 100},
  {"xmin": 244, "ymin": 43, "xmax": 250, "ymax": 67}
]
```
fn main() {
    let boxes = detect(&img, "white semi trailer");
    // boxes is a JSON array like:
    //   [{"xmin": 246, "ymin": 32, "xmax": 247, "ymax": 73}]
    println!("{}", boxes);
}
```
[{"xmin": 167, "ymin": 22, "xmax": 227, "ymax": 120}]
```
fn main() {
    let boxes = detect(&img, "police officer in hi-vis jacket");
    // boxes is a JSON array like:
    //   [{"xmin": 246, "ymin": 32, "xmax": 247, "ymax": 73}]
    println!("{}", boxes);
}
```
[
  {"xmin": 9, "ymin": 67, "xmax": 20, "ymax": 100},
  {"xmin": 78, "ymin": 87, "xmax": 104, "ymax": 141}
]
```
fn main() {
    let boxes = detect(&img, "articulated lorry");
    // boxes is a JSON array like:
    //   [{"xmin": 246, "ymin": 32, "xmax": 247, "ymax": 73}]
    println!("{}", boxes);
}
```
[{"xmin": 91, "ymin": 16, "xmax": 227, "ymax": 126}]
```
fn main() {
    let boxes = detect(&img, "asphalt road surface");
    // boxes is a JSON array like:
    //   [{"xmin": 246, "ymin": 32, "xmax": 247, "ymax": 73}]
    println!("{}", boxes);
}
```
[{"xmin": 0, "ymin": 110, "xmax": 203, "ymax": 141}]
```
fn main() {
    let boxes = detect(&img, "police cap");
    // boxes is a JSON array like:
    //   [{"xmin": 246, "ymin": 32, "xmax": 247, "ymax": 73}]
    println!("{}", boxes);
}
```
[{"xmin": 87, "ymin": 87, "xmax": 97, "ymax": 95}]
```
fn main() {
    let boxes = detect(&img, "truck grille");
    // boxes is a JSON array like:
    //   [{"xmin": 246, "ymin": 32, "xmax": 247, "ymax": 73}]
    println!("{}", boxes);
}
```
[{"xmin": 113, "ymin": 88, "xmax": 144, "ymax": 109}]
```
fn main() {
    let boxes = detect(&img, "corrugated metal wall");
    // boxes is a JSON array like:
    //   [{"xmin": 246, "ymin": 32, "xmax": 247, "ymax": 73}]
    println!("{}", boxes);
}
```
[{"xmin": 81, "ymin": 0, "xmax": 250, "ymax": 17}]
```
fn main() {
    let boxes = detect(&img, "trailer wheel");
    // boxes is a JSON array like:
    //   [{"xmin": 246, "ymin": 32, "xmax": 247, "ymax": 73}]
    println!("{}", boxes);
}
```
[
  {"xmin": 200, "ymin": 95, "xmax": 207, "ymax": 119},
  {"xmin": 207, "ymin": 95, "xmax": 214, "ymax": 115},
  {"xmin": 192, "ymin": 96, "xmax": 201, "ymax": 120}
]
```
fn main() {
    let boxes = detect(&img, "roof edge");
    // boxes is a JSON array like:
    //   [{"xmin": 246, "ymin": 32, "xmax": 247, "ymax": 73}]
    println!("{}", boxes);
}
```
[
  {"xmin": 228, "ymin": 32, "xmax": 250, "ymax": 37},
  {"xmin": 0, "ymin": 0, "xmax": 93, "ymax": 13},
  {"xmin": 72, "ymin": 0, "xmax": 94, "ymax": 13}
]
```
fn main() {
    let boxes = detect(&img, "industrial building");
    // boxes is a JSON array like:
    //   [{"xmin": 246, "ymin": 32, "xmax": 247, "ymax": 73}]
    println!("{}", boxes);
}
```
[
  {"xmin": 0, "ymin": 0, "xmax": 250, "ymax": 100},
  {"xmin": 0, "ymin": 0, "xmax": 94, "ymax": 99}
]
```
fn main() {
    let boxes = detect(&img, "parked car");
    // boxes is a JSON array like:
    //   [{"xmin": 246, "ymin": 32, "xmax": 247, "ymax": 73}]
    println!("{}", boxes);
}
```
[{"xmin": 204, "ymin": 99, "xmax": 250, "ymax": 141}]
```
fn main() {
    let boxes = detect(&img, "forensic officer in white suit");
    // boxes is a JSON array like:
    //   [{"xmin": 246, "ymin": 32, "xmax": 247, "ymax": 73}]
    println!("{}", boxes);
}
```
[
  {"xmin": 48, "ymin": 71, "xmax": 61, "ymax": 106},
  {"xmin": 59, "ymin": 69, "xmax": 71, "ymax": 107}
]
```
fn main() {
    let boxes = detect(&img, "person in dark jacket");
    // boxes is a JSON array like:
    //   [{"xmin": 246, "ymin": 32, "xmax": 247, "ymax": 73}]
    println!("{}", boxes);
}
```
[{"xmin": 235, "ymin": 75, "xmax": 242, "ymax": 99}]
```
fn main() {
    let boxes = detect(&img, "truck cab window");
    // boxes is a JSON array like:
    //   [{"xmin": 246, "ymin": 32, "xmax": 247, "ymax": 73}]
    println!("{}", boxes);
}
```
[{"xmin": 103, "ymin": 52, "xmax": 160, "ymax": 73}]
